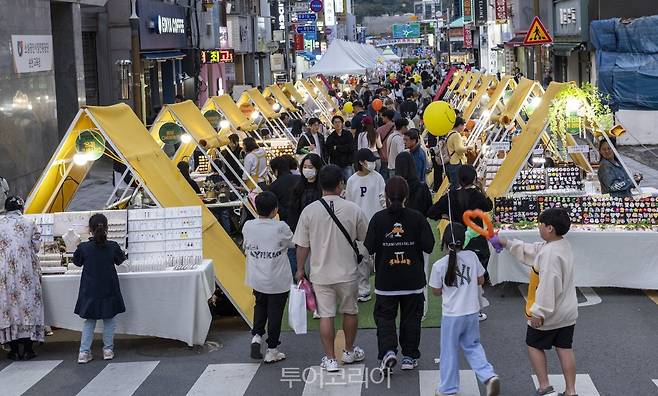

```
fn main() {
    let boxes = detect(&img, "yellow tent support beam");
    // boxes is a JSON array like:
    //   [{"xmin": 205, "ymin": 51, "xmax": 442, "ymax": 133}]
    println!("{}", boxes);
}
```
[
  {"xmin": 283, "ymin": 82, "xmax": 305, "ymax": 105},
  {"xmin": 446, "ymin": 70, "xmax": 463, "ymax": 92},
  {"xmin": 264, "ymin": 84, "xmax": 299, "ymax": 114},
  {"xmin": 25, "ymin": 104, "xmax": 255, "ymax": 327},
  {"xmin": 201, "ymin": 95, "xmax": 259, "ymax": 132},
  {"xmin": 462, "ymin": 75, "xmax": 495, "ymax": 120}
]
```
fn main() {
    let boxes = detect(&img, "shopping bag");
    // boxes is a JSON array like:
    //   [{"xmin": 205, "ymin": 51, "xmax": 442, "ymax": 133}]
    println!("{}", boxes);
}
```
[
  {"xmin": 298, "ymin": 279, "xmax": 317, "ymax": 312},
  {"xmin": 288, "ymin": 283, "xmax": 308, "ymax": 334}
]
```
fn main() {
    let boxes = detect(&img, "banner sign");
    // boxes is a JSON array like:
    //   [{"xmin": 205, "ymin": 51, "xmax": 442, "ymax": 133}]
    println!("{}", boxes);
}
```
[
  {"xmin": 11, "ymin": 35, "xmax": 53, "ymax": 73},
  {"xmin": 495, "ymin": 0, "xmax": 508, "ymax": 22},
  {"xmin": 475, "ymin": 0, "xmax": 488, "ymax": 25}
]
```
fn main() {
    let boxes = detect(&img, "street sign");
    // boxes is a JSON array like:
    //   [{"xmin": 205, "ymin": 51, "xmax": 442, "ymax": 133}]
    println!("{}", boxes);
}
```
[
  {"xmin": 292, "ymin": 1, "xmax": 310, "ymax": 12},
  {"xmin": 309, "ymin": 0, "xmax": 323, "ymax": 13},
  {"xmin": 296, "ymin": 25, "xmax": 316, "ymax": 34},
  {"xmin": 297, "ymin": 13, "xmax": 317, "ymax": 22},
  {"xmin": 325, "ymin": 27, "xmax": 333, "ymax": 35},
  {"xmin": 523, "ymin": 16, "xmax": 553, "ymax": 45}
]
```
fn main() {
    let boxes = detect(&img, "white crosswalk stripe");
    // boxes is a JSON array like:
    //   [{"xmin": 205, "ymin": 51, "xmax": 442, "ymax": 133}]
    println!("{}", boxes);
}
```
[
  {"xmin": 186, "ymin": 363, "xmax": 260, "ymax": 396},
  {"xmin": 419, "ymin": 370, "xmax": 480, "ymax": 396},
  {"xmin": 301, "ymin": 364, "xmax": 365, "ymax": 396},
  {"xmin": 0, "ymin": 360, "xmax": 62, "ymax": 396},
  {"xmin": 653, "ymin": 379, "xmax": 658, "ymax": 389},
  {"xmin": 532, "ymin": 374, "xmax": 600, "ymax": 396},
  {"xmin": 76, "ymin": 361, "xmax": 159, "ymax": 396}
]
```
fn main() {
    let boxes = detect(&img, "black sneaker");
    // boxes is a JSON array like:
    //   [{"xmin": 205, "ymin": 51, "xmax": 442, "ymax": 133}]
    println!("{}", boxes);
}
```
[{"xmin": 6, "ymin": 351, "xmax": 20, "ymax": 361}]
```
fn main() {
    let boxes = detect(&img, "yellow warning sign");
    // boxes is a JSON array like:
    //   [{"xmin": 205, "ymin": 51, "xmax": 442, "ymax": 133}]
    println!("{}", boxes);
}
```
[{"xmin": 523, "ymin": 16, "xmax": 553, "ymax": 45}]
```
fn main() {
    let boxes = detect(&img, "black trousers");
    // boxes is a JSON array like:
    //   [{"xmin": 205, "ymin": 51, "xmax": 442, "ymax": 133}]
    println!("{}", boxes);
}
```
[
  {"xmin": 252, "ymin": 290, "xmax": 289, "ymax": 349},
  {"xmin": 8, "ymin": 338, "xmax": 33, "ymax": 353},
  {"xmin": 374, "ymin": 293, "xmax": 424, "ymax": 360},
  {"xmin": 432, "ymin": 162, "xmax": 444, "ymax": 192}
]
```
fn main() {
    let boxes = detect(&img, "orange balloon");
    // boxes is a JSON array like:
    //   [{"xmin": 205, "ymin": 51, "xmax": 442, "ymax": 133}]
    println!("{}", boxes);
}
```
[
  {"xmin": 372, "ymin": 98, "xmax": 383, "ymax": 112},
  {"xmin": 462, "ymin": 209, "xmax": 494, "ymax": 239}
]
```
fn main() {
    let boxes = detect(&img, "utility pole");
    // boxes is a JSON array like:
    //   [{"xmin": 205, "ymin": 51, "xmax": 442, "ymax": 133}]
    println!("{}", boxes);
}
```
[
  {"xmin": 534, "ymin": 0, "xmax": 542, "ymax": 80},
  {"xmin": 129, "ymin": 0, "xmax": 143, "ymax": 123},
  {"xmin": 446, "ymin": 4, "xmax": 451, "ymax": 65}
]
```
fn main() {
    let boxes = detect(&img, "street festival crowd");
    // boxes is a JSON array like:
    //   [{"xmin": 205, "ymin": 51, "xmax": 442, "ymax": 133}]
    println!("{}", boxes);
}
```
[{"xmin": 4, "ymin": 63, "xmax": 627, "ymax": 396}]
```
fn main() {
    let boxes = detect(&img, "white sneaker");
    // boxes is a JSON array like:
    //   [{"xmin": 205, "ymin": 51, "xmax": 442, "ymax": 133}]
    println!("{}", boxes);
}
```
[
  {"xmin": 485, "ymin": 375, "xmax": 500, "ymax": 396},
  {"xmin": 264, "ymin": 348, "xmax": 286, "ymax": 363},
  {"xmin": 479, "ymin": 312, "xmax": 488, "ymax": 322},
  {"xmin": 357, "ymin": 293, "xmax": 372, "ymax": 302},
  {"xmin": 320, "ymin": 356, "xmax": 340, "ymax": 372},
  {"xmin": 78, "ymin": 352, "xmax": 93, "ymax": 364},
  {"xmin": 342, "ymin": 346, "xmax": 365, "ymax": 364},
  {"xmin": 103, "ymin": 348, "xmax": 114, "ymax": 360},
  {"xmin": 313, "ymin": 310, "xmax": 321, "ymax": 319}
]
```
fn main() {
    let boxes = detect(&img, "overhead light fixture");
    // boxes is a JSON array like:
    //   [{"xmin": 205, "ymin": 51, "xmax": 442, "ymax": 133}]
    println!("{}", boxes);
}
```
[
  {"xmin": 272, "ymin": 102, "xmax": 281, "ymax": 112},
  {"xmin": 251, "ymin": 111, "xmax": 260, "ymax": 121},
  {"xmin": 219, "ymin": 120, "xmax": 231, "ymax": 129},
  {"xmin": 180, "ymin": 133, "xmax": 193, "ymax": 144},
  {"xmin": 73, "ymin": 153, "xmax": 89, "ymax": 166},
  {"xmin": 566, "ymin": 98, "xmax": 581, "ymax": 113}
]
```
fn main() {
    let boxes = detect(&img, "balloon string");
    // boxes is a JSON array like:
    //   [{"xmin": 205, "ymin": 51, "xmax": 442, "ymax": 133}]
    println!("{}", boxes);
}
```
[{"xmin": 436, "ymin": 133, "xmax": 456, "ymax": 247}]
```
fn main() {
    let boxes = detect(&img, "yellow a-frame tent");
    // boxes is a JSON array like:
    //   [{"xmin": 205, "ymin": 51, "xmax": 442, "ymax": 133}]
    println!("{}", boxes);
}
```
[
  {"xmin": 309, "ymin": 76, "xmax": 342, "ymax": 116},
  {"xmin": 201, "ymin": 94, "xmax": 260, "ymax": 135},
  {"xmin": 25, "ymin": 103, "xmax": 255, "ymax": 326},
  {"xmin": 263, "ymin": 83, "xmax": 303, "ymax": 120},
  {"xmin": 461, "ymin": 74, "xmax": 496, "ymax": 121},
  {"xmin": 443, "ymin": 70, "xmax": 464, "ymax": 100},
  {"xmin": 237, "ymin": 88, "xmax": 298, "ymax": 143},
  {"xmin": 487, "ymin": 81, "xmax": 592, "ymax": 197},
  {"xmin": 454, "ymin": 72, "xmax": 482, "ymax": 111}
]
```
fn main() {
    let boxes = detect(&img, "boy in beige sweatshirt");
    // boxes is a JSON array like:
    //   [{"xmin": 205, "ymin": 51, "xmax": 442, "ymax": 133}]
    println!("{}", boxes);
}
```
[{"xmin": 496, "ymin": 208, "xmax": 578, "ymax": 396}]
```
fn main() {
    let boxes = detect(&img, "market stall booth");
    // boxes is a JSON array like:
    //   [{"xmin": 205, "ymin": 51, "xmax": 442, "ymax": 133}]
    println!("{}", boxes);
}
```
[
  {"xmin": 201, "ymin": 95, "xmax": 260, "ymax": 138},
  {"xmin": 236, "ymin": 88, "xmax": 298, "ymax": 144},
  {"xmin": 24, "ymin": 104, "xmax": 255, "ymax": 331},
  {"xmin": 295, "ymin": 79, "xmax": 334, "ymax": 126},
  {"xmin": 442, "ymin": 70, "xmax": 463, "ymax": 100},
  {"xmin": 453, "ymin": 72, "xmax": 482, "ymax": 112},
  {"xmin": 263, "ymin": 83, "xmax": 304, "ymax": 120},
  {"xmin": 460, "ymin": 74, "xmax": 497, "ymax": 120},
  {"xmin": 149, "ymin": 101, "xmax": 259, "ymax": 217},
  {"xmin": 309, "ymin": 76, "xmax": 342, "ymax": 116}
]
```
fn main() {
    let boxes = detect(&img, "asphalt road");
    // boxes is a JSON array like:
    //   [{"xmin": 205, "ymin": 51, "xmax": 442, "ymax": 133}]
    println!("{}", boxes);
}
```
[{"xmin": 2, "ymin": 284, "xmax": 657, "ymax": 396}]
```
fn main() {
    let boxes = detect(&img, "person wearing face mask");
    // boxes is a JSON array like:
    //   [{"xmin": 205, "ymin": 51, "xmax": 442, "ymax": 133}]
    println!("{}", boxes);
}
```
[
  {"xmin": 345, "ymin": 149, "xmax": 387, "ymax": 302},
  {"xmin": 287, "ymin": 153, "xmax": 323, "ymax": 233}
]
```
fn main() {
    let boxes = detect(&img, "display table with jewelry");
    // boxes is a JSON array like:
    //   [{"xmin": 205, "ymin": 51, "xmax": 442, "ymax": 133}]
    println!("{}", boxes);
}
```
[
  {"xmin": 27, "ymin": 206, "xmax": 216, "ymax": 346},
  {"xmin": 489, "ymin": 195, "xmax": 658, "ymax": 289}
]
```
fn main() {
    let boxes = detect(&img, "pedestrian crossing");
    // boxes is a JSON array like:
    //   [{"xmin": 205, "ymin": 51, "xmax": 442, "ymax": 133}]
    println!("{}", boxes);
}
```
[
  {"xmin": 653, "ymin": 379, "xmax": 658, "ymax": 389},
  {"xmin": 0, "ymin": 359, "xmax": 648, "ymax": 395}
]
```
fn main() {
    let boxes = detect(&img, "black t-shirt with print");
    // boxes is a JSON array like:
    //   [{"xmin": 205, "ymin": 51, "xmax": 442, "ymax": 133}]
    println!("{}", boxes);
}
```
[{"xmin": 364, "ymin": 207, "xmax": 435, "ymax": 292}]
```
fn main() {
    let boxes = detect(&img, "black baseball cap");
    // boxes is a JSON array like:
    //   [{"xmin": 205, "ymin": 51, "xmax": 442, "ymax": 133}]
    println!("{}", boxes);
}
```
[
  {"xmin": 353, "ymin": 100, "xmax": 364, "ymax": 108},
  {"xmin": 356, "ymin": 148, "xmax": 378, "ymax": 162}
]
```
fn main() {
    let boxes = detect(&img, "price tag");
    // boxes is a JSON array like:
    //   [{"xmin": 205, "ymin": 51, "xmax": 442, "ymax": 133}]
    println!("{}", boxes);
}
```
[
  {"xmin": 567, "ymin": 145, "xmax": 589, "ymax": 154},
  {"xmin": 490, "ymin": 141, "xmax": 511, "ymax": 152}
]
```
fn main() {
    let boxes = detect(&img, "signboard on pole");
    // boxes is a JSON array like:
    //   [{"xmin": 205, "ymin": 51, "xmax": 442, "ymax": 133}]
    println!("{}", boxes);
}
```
[
  {"xmin": 296, "ymin": 25, "xmax": 316, "ymax": 34},
  {"xmin": 462, "ymin": 0, "xmax": 474, "ymax": 23},
  {"xmin": 293, "ymin": 2, "xmax": 310, "ymax": 12},
  {"xmin": 523, "ymin": 16, "xmax": 553, "ymax": 45},
  {"xmin": 495, "ymin": 0, "xmax": 508, "ymax": 23},
  {"xmin": 309, "ymin": 0, "xmax": 323, "ymax": 13},
  {"xmin": 475, "ymin": 0, "xmax": 488, "ymax": 25},
  {"xmin": 297, "ymin": 13, "xmax": 317, "ymax": 22}
]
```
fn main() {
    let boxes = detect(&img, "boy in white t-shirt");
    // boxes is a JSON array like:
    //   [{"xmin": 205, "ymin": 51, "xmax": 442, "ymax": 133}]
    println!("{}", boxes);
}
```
[
  {"xmin": 429, "ymin": 223, "xmax": 500, "ymax": 396},
  {"xmin": 243, "ymin": 191, "xmax": 294, "ymax": 363},
  {"xmin": 345, "ymin": 149, "xmax": 386, "ymax": 301}
]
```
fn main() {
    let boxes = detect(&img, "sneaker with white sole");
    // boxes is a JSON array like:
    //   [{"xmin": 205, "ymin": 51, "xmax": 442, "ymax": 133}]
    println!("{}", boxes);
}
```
[
  {"xmin": 264, "ymin": 348, "xmax": 286, "ymax": 363},
  {"xmin": 77, "ymin": 352, "xmax": 93, "ymax": 364},
  {"xmin": 320, "ymin": 356, "xmax": 340, "ymax": 372},
  {"xmin": 342, "ymin": 346, "xmax": 365, "ymax": 364},
  {"xmin": 485, "ymin": 375, "xmax": 500, "ymax": 396},
  {"xmin": 103, "ymin": 348, "xmax": 114, "ymax": 360},
  {"xmin": 357, "ymin": 293, "xmax": 372, "ymax": 302},
  {"xmin": 380, "ymin": 350, "xmax": 397, "ymax": 376},
  {"xmin": 400, "ymin": 356, "xmax": 418, "ymax": 370},
  {"xmin": 251, "ymin": 335, "xmax": 263, "ymax": 359},
  {"xmin": 478, "ymin": 312, "xmax": 488, "ymax": 322},
  {"xmin": 312, "ymin": 310, "xmax": 321, "ymax": 319}
]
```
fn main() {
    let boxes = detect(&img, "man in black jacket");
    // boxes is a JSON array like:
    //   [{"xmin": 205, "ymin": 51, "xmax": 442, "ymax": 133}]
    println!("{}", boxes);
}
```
[
  {"xmin": 326, "ymin": 115, "xmax": 355, "ymax": 180},
  {"xmin": 220, "ymin": 134, "xmax": 244, "ymax": 184},
  {"xmin": 296, "ymin": 117, "xmax": 327, "ymax": 163},
  {"xmin": 267, "ymin": 156, "xmax": 302, "ymax": 222}
]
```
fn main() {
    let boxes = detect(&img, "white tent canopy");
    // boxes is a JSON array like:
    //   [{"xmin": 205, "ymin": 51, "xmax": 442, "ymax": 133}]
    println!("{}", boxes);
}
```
[
  {"xmin": 303, "ymin": 39, "xmax": 380, "ymax": 77},
  {"xmin": 381, "ymin": 47, "xmax": 400, "ymax": 62}
]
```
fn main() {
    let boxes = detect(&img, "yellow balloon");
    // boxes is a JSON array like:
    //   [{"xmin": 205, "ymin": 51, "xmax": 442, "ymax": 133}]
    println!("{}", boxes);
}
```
[
  {"xmin": 343, "ymin": 101, "xmax": 354, "ymax": 114},
  {"xmin": 413, "ymin": 74, "xmax": 422, "ymax": 83},
  {"xmin": 423, "ymin": 101, "xmax": 457, "ymax": 137}
]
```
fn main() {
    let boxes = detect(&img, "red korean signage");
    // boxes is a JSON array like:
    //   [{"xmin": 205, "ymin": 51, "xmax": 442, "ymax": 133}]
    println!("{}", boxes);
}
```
[
  {"xmin": 463, "ymin": 24, "xmax": 473, "ymax": 49},
  {"xmin": 294, "ymin": 33, "xmax": 304, "ymax": 50},
  {"xmin": 495, "ymin": 0, "xmax": 508, "ymax": 22}
]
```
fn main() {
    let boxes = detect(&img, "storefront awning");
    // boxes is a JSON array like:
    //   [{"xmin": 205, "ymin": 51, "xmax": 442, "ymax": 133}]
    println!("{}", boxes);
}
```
[
  {"xmin": 503, "ymin": 35, "xmax": 526, "ymax": 47},
  {"xmin": 551, "ymin": 43, "xmax": 581, "ymax": 56},
  {"xmin": 142, "ymin": 51, "xmax": 186, "ymax": 60}
]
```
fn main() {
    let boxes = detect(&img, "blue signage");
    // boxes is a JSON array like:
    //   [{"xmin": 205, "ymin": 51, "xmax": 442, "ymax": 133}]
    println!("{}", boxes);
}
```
[
  {"xmin": 297, "ymin": 13, "xmax": 317, "ymax": 22},
  {"xmin": 296, "ymin": 25, "xmax": 316, "ymax": 34},
  {"xmin": 303, "ymin": 31, "xmax": 317, "ymax": 41},
  {"xmin": 309, "ymin": 0, "xmax": 323, "ymax": 13}
]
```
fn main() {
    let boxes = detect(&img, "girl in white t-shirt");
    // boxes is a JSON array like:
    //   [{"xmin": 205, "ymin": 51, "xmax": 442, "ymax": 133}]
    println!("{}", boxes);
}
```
[
  {"xmin": 429, "ymin": 223, "xmax": 500, "ymax": 396},
  {"xmin": 345, "ymin": 148, "xmax": 386, "ymax": 301}
]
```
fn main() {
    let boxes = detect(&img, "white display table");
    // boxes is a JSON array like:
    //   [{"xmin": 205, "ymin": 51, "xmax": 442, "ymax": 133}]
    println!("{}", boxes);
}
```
[
  {"xmin": 489, "ymin": 230, "xmax": 658, "ymax": 290},
  {"xmin": 42, "ymin": 260, "xmax": 215, "ymax": 346}
]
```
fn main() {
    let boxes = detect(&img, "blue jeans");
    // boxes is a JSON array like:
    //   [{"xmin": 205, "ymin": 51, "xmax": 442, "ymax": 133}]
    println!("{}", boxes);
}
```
[
  {"xmin": 80, "ymin": 318, "xmax": 117, "ymax": 354},
  {"xmin": 379, "ymin": 165, "xmax": 390, "ymax": 181},
  {"xmin": 287, "ymin": 247, "xmax": 297, "ymax": 276},
  {"xmin": 444, "ymin": 163, "xmax": 462, "ymax": 190},
  {"xmin": 341, "ymin": 166, "xmax": 354, "ymax": 181},
  {"xmin": 438, "ymin": 313, "xmax": 496, "ymax": 394}
]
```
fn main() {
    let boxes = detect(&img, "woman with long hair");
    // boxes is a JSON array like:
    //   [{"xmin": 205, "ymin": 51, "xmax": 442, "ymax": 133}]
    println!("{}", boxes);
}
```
[
  {"xmin": 364, "ymin": 176, "xmax": 435, "ymax": 375},
  {"xmin": 597, "ymin": 139, "xmax": 642, "ymax": 197},
  {"xmin": 74, "ymin": 213, "xmax": 126, "ymax": 363},
  {"xmin": 394, "ymin": 151, "xmax": 432, "ymax": 216},
  {"xmin": 357, "ymin": 116, "xmax": 383, "ymax": 170},
  {"xmin": 287, "ymin": 153, "xmax": 323, "ymax": 233},
  {"xmin": 0, "ymin": 196, "xmax": 44, "ymax": 360}
]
